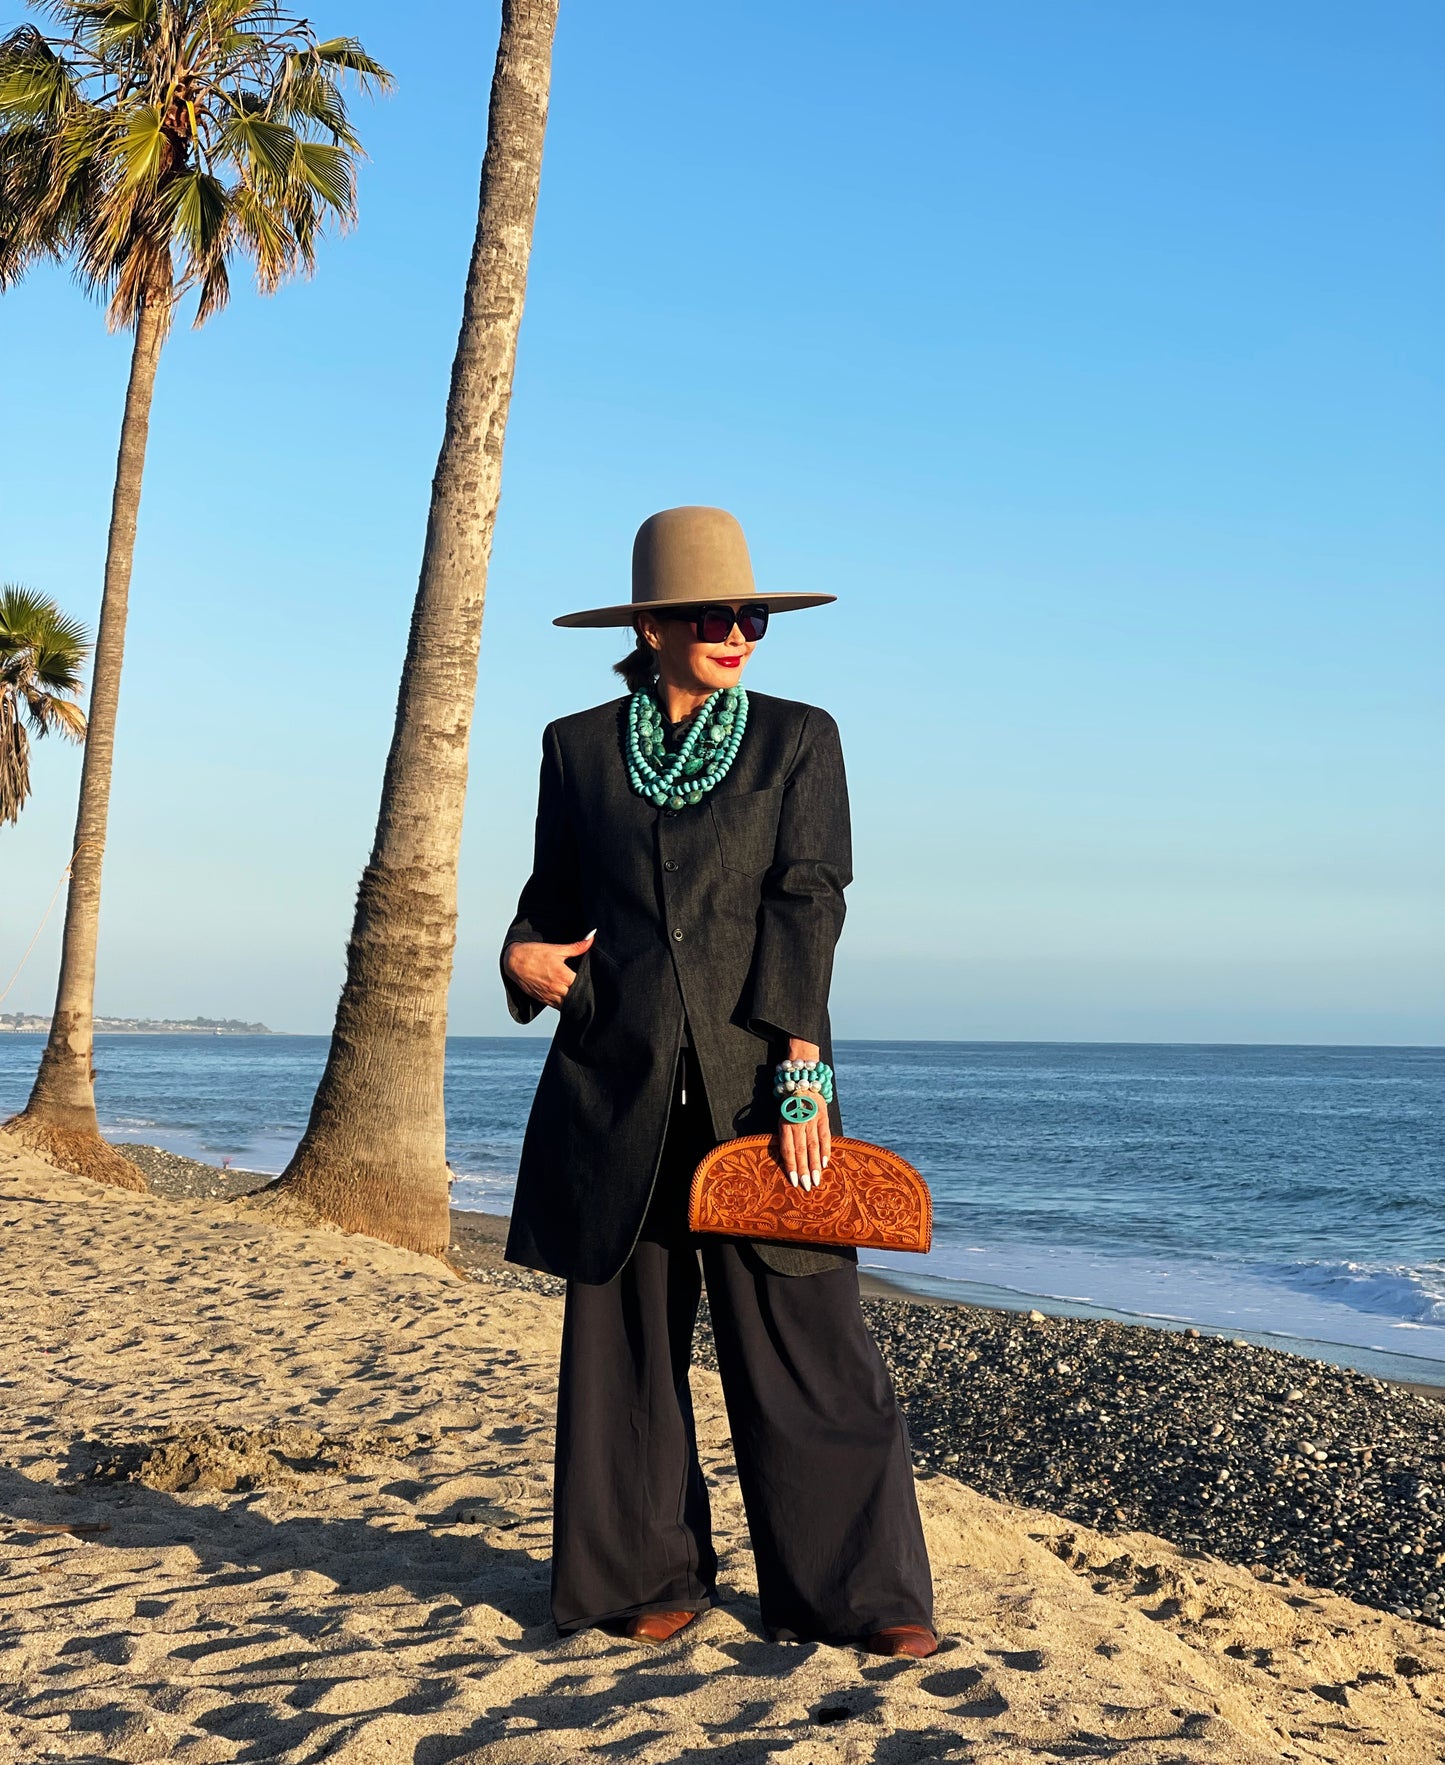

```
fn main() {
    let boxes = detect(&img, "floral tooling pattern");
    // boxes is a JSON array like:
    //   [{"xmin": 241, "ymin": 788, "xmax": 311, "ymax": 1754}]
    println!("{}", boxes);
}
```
[{"xmin": 688, "ymin": 1135, "xmax": 932, "ymax": 1253}]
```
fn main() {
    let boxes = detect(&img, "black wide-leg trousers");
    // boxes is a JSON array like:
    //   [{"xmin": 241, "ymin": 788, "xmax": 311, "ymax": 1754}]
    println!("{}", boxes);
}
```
[{"xmin": 551, "ymin": 1046, "xmax": 934, "ymax": 1643}]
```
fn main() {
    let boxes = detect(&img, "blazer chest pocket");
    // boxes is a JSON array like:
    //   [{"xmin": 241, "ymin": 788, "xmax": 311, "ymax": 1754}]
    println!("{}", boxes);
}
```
[{"xmin": 710, "ymin": 787, "xmax": 783, "ymax": 875}]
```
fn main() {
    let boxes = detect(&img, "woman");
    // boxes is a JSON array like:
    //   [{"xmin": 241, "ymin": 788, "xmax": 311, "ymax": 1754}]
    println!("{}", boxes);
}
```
[{"xmin": 500, "ymin": 505, "xmax": 936, "ymax": 1656}]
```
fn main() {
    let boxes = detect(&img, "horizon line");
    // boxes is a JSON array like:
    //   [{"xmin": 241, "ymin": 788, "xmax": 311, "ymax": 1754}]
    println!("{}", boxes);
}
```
[{"xmin": 1, "ymin": 1029, "xmax": 1437, "ymax": 1053}]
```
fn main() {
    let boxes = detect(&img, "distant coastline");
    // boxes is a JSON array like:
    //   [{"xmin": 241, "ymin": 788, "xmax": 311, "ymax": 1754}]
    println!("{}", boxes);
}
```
[{"xmin": 0, "ymin": 1014, "xmax": 274, "ymax": 1035}]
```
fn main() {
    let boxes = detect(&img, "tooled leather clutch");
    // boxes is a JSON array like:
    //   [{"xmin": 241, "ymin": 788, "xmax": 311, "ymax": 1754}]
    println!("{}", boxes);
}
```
[{"xmin": 688, "ymin": 1135, "xmax": 932, "ymax": 1253}]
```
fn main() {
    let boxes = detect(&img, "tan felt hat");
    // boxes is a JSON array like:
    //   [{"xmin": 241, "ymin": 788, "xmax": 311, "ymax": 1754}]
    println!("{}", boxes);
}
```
[{"xmin": 552, "ymin": 505, "xmax": 837, "ymax": 628}]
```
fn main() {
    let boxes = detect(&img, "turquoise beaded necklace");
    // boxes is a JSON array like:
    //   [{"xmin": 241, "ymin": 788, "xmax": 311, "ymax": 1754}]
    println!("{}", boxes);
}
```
[{"xmin": 625, "ymin": 684, "xmax": 749, "ymax": 809}]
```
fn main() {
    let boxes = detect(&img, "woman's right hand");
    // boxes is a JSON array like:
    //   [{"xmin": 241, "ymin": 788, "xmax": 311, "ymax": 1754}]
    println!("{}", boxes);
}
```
[{"xmin": 503, "ymin": 932, "xmax": 596, "ymax": 1009}]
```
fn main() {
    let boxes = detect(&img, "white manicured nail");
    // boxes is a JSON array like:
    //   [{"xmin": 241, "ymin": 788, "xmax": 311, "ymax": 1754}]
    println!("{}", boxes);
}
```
[
  {"xmin": 789, "ymin": 1171, "xmax": 798, "ymax": 1187},
  {"xmin": 822, "ymin": 1155, "xmax": 830, "ymax": 1169},
  {"xmin": 812, "ymin": 1168, "xmax": 822, "ymax": 1184}
]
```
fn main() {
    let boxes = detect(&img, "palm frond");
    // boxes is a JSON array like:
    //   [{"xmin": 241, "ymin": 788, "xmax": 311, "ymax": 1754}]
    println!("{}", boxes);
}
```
[
  {"xmin": 229, "ymin": 177, "xmax": 289, "ymax": 288},
  {"xmin": 165, "ymin": 164, "xmax": 227, "ymax": 255},
  {"xmin": 311, "ymin": 38, "xmax": 393, "ymax": 96},
  {"xmin": 0, "ymin": 581, "xmax": 90, "ymax": 668},
  {"xmin": 291, "ymin": 139, "xmax": 351, "ymax": 215},
  {"xmin": 22, "ymin": 682, "xmax": 56, "ymax": 729},
  {"xmin": 0, "ymin": 696, "xmax": 33, "ymax": 825},
  {"xmin": 284, "ymin": 181, "xmax": 316, "ymax": 275},
  {"xmin": 1, "ymin": 124, "xmax": 72, "ymax": 278},
  {"xmin": 116, "ymin": 101, "xmax": 164, "ymax": 184},
  {"xmin": 91, "ymin": 0, "xmax": 159, "ymax": 42},
  {"xmin": 192, "ymin": 246, "xmax": 228, "ymax": 323},
  {"xmin": 193, "ymin": 0, "xmax": 278, "ymax": 29},
  {"xmin": 217, "ymin": 107, "xmax": 293, "ymax": 182},
  {"xmin": 50, "ymin": 102, "xmax": 113, "ymax": 180},
  {"xmin": 36, "ymin": 1, "xmax": 153, "ymax": 22},
  {"xmin": 46, "ymin": 695, "xmax": 87, "ymax": 739},
  {"xmin": 0, "ymin": 582, "xmax": 90, "ymax": 820},
  {"xmin": 0, "ymin": 26, "xmax": 79, "ymax": 126},
  {"xmin": 272, "ymin": 68, "xmax": 354, "ymax": 148}
]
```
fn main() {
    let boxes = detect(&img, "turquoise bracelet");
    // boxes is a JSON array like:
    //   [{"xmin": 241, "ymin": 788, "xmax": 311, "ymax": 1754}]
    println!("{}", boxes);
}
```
[{"xmin": 773, "ymin": 1058, "xmax": 834, "ymax": 1104}]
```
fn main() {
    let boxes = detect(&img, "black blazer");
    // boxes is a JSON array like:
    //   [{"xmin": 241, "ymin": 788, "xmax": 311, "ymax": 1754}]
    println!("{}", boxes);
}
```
[{"xmin": 500, "ymin": 689, "xmax": 856, "ymax": 1284}]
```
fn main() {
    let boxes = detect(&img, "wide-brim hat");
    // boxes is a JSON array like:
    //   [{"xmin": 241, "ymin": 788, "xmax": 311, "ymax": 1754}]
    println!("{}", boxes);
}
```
[{"xmin": 552, "ymin": 505, "xmax": 836, "ymax": 628}]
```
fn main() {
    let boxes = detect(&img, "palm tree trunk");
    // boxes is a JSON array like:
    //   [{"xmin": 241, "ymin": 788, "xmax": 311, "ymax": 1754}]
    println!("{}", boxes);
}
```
[
  {"xmin": 5, "ymin": 299, "xmax": 167, "ymax": 1193},
  {"xmin": 274, "ymin": 0, "xmax": 560, "ymax": 1252}
]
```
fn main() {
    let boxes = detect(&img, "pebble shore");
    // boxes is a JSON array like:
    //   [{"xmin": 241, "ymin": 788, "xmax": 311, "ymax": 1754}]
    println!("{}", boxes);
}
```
[
  {"xmin": 863, "ymin": 1301, "xmax": 1444, "ymax": 1633},
  {"xmin": 132, "ymin": 1147, "xmax": 1444, "ymax": 1634},
  {"xmin": 116, "ymin": 1143, "xmax": 274, "ymax": 1202}
]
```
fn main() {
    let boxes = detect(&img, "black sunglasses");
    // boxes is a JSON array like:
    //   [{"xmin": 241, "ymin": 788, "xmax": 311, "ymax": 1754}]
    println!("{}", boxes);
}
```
[{"xmin": 654, "ymin": 601, "xmax": 770, "ymax": 644}]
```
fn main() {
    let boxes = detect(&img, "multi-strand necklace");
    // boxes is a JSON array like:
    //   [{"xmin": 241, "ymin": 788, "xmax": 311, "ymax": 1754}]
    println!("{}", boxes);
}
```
[{"xmin": 625, "ymin": 685, "xmax": 749, "ymax": 809}]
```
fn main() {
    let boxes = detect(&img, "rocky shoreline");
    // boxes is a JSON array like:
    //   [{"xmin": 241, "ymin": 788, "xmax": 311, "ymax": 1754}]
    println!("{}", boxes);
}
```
[
  {"xmin": 131, "ymin": 1145, "xmax": 1445, "ymax": 1633},
  {"xmin": 863, "ymin": 1303, "xmax": 1444, "ymax": 1632},
  {"xmin": 116, "ymin": 1143, "xmax": 275, "ymax": 1200}
]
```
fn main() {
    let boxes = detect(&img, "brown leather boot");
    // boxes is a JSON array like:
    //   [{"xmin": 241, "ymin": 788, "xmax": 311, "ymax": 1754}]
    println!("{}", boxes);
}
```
[
  {"xmin": 862, "ymin": 1624, "xmax": 938, "ymax": 1658},
  {"xmin": 625, "ymin": 1609, "xmax": 697, "ymax": 1644}
]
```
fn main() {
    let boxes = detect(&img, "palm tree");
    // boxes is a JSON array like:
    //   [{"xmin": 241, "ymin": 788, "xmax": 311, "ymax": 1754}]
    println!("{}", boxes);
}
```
[
  {"xmin": 0, "ymin": 2, "xmax": 390, "ymax": 1188},
  {"xmin": 274, "ymin": 0, "xmax": 561, "ymax": 1253},
  {"xmin": 0, "ymin": 583, "xmax": 89, "ymax": 825}
]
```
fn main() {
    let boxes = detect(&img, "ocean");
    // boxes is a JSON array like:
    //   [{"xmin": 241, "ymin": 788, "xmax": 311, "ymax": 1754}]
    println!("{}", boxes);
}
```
[{"xmin": 2, "ymin": 1034, "xmax": 1440, "ymax": 1385}]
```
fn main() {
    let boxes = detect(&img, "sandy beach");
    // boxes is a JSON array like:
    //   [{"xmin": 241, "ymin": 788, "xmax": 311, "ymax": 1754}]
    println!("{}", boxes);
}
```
[{"xmin": 3, "ymin": 1132, "xmax": 1444, "ymax": 1763}]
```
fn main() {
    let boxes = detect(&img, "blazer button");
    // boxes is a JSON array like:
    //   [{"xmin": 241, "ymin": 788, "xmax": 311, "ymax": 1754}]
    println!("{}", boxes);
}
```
[
  {"xmin": 663, "ymin": 859, "xmax": 679, "ymax": 872},
  {"xmin": 672, "ymin": 927, "xmax": 684, "ymax": 941}
]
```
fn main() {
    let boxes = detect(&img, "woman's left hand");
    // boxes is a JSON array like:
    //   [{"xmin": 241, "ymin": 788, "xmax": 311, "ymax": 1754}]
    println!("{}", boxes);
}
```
[
  {"xmin": 778, "ymin": 1038, "xmax": 831, "ymax": 1191},
  {"xmin": 780, "ymin": 1090, "xmax": 831, "ymax": 1191}
]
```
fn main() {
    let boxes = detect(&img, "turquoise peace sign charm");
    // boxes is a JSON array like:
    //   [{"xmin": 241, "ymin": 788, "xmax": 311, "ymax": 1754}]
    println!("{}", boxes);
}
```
[{"xmin": 780, "ymin": 1093, "xmax": 820, "ymax": 1124}]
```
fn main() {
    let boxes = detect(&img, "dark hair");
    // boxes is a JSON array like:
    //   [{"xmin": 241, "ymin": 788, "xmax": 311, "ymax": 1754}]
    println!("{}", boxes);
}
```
[{"xmin": 612, "ymin": 619, "xmax": 658, "ymax": 694}]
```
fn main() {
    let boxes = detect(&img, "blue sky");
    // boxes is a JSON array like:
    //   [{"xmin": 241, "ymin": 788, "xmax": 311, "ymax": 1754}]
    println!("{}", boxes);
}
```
[{"xmin": 2, "ymin": 0, "xmax": 1441, "ymax": 1042}]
